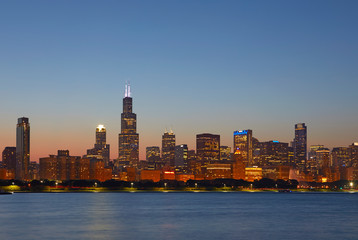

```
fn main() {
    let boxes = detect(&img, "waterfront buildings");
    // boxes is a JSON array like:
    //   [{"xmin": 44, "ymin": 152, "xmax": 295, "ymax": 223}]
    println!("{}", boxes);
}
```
[
  {"xmin": 118, "ymin": 83, "xmax": 139, "ymax": 166},
  {"xmin": 39, "ymin": 150, "xmax": 111, "ymax": 182},
  {"xmin": 16, "ymin": 117, "xmax": 30, "ymax": 180},
  {"xmin": 233, "ymin": 130, "xmax": 253, "ymax": 166}
]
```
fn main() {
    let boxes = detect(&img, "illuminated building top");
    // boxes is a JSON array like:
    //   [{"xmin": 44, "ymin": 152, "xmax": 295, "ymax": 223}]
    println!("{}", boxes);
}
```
[
  {"xmin": 234, "ymin": 130, "xmax": 248, "ymax": 135},
  {"xmin": 97, "ymin": 125, "xmax": 105, "ymax": 131},
  {"xmin": 124, "ymin": 82, "xmax": 131, "ymax": 98}
]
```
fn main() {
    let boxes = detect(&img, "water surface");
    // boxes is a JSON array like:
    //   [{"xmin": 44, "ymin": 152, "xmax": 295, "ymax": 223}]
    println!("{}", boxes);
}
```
[{"xmin": 0, "ymin": 192, "xmax": 357, "ymax": 240}]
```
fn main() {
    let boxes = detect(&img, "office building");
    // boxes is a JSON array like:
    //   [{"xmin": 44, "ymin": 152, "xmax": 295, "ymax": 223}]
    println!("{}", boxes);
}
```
[
  {"xmin": 331, "ymin": 147, "xmax": 350, "ymax": 167},
  {"xmin": 220, "ymin": 146, "xmax": 231, "ymax": 161},
  {"xmin": 294, "ymin": 123, "xmax": 307, "ymax": 170},
  {"xmin": 16, "ymin": 117, "xmax": 30, "ymax": 180},
  {"xmin": 349, "ymin": 143, "xmax": 358, "ymax": 167},
  {"xmin": 146, "ymin": 146, "xmax": 161, "ymax": 162},
  {"xmin": 162, "ymin": 130, "xmax": 176, "ymax": 166},
  {"xmin": 232, "ymin": 148, "xmax": 245, "ymax": 180},
  {"xmin": 233, "ymin": 130, "xmax": 252, "ymax": 166},
  {"xmin": 196, "ymin": 133, "xmax": 220, "ymax": 162},
  {"xmin": 174, "ymin": 144, "xmax": 188, "ymax": 168},
  {"xmin": 87, "ymin": 125, "xmax": 110, "ymax": 166},
  {"xmin": 259, "ymin": 141, "xmax": 289, "ymax": 167},
  {"xmin": 118, "ymin": 83, "xmax": 139, "ymax": 166},
  {"xmin": 2, "ymin": 147, "xmax": 16, "ymax": 172}
]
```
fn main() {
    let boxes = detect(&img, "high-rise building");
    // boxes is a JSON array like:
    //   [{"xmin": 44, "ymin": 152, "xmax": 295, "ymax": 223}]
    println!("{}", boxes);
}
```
[
  {"xmin": 316, "ymin": 148, "xmax": 330, "ymax": 169},
  {"xmin": 233, "ymin": 130, "xmax": 252, "ymax": 166},
  {"xmin": 2, "ymin": 147, "xmax": 16, "ymax": 171},
  {"xmin": 220, "ymin": 146, "xmax": 231, "ymax": 161},
  {"xmin": 349, "ymin": 143, "xmax": 358, "ymax": 167},
  {"xmin": 232, "ymin": 148, "xmax": 245, "ymax": 180},
  {"xmin": 259, "ymin": 141, "xmax": 289, "ymax": 167},
  {"xmin": 87, "ymin": 125, "xmax": 110, "ymax": 166},
  {"xmin": 294, "ymin": 123, "xmax": 307, "ymax": 170},
  {"xmin": 307, "ymin": 145, "xmax": 324, "ymax": 173},
  {"xmin": 118, "ymin": 83, "xmax": 139, "ymax": 166},
  {"xmin": 16, "ymin": 117, "xmax": 30, "ymax": 180},
  {"xmin": 196, "ymin": 133, "xmax": 220, "ymax": 162},
  {"xmin": 174, "ymin": 144, "xmax": 188, "ymax": 168},
  {"xmin": 162, "ymin": 130, "xmax": 176, "ymax": 166},
  {"xmin": 331, "ymin": 147, "xmax": 350, "ymax": 167},
  {"xmin": 146, "ymin": 146, "xmax": 161, "ymax": 162}
]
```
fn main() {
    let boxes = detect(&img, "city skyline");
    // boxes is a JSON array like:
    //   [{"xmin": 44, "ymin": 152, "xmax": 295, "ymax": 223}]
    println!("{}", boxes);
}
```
[{"xmin": 1, "ymin": 1, "xmax": 358, "ymax": 161}]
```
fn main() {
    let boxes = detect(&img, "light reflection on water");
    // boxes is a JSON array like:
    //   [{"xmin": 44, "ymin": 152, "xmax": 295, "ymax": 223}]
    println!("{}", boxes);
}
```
[{"xmin": 0, "ymin": 192, "xmax": 357, "ymax": 240}]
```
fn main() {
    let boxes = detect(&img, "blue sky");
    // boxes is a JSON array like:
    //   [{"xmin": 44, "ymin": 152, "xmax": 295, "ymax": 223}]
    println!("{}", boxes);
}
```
[{"xmin": 0, "ymin": 1, "xmax": 357, "ymax": 160}]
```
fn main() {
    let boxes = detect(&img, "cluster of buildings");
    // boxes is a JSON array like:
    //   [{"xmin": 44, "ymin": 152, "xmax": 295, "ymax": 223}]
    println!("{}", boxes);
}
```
[{"xmin": 1, "ymin": 84, "xmax": 358, "ymax": 184}]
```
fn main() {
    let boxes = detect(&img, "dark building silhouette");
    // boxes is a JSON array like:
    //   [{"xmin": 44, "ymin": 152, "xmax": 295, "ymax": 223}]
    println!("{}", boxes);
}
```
[
  {"xmin": 118, "ymin": 83, "xmax": 139, "ymax": 166},
  {"xmin": 233, "ymin": 130, "xmax": 253, "ymax": 166},
  {"xmin": 196, "ymin": 133, "xmax": 220, "ymax": 162},
  {"xmin": 16, "ymin": 117, "xmax": 30, "ymax": 180},
  {"xmin": 2, "ymin": 147, "xmax": 16, "ymax": 171},
  {"xmin": 162, "ymin": 130, "xmax": 176, "ymax": 166},
  {"xmin": 294, "ymin": 123, "xmax": 307, "ymax": 170}
]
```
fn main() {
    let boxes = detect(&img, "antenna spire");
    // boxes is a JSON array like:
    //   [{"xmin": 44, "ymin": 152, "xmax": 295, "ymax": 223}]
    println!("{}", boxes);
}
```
[{"xmin": 124, "ymin": 81, "xmax": 131, "ymax": 98}]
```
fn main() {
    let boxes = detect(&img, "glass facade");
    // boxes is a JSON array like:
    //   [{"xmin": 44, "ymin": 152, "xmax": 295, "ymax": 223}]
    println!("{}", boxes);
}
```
[
  {"xmin": 16, "ymin": 117, "xmax": 30, "ymax": 180},
  {"xmin": 118, "ymin": 84, "xmax": 139, "ymax": 166},
  {"xmin": 233, "ymin": 129, "xmax": 252, "ymax": 166}
]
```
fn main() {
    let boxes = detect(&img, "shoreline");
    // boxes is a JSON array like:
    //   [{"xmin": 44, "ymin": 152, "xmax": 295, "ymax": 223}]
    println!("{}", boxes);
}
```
[{"xmin": 3, "ymin": 188, "xmax": 357, "ymax": 194}]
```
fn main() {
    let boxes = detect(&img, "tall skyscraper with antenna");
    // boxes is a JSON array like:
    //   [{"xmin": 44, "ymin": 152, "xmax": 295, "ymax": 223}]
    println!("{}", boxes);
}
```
[{"xmin": 118, "ymin": 83, "xmax": 139, "ymax": 166}]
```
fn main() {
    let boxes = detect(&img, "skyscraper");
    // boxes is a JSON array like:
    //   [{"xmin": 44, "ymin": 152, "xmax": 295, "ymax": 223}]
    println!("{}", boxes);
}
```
[
  {"xmin": 87, "ymin": 125, "xmax": 110, "ymax": 166},
  {"xmin": 233, "ymin": 130, "xmax": 253, "ymax": 166},
  {"xmin": 294, "ymin": 123, "xmax": 307, "ymax": 170},
  {"xmin": 174, "ymin": 144, "xmax": 188, "ymax": 168},
  {"xmin": 232, "ymin": 148, "xmax": 245, "ymax": 180},
  {"xmin": 220, "ymin": 146, "xmax": 231, "ymax": 161},
  {"xmin": 146, "ymin": 146, "xmax": 161, "ymax": 162},
  {"xmin": 16, "ymin": 117, "xmax": 30, "ymax": 180},
  {"xmin": 118, "ymin": 83, "xmax": 139, "ymax": 166},
  {"xmin": 2, "ymin": 146, "xmax": 16, "ymax": 172},
  {"xmin": 259, "ymin": 141, "xmax": 289, "ymax": 167},
  {"xmin": 196, "ymin": 133, "xmax": 220, "ymax": 162},
  {"xmin": 162, "ymin": 130, "xmax": 176, "ymax": 166}
]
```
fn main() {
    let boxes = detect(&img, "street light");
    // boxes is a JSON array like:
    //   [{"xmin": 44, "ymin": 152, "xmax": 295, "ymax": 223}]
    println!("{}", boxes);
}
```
[
  {"xmin": 350, "ymin": 182, "xmax": 354, "ymax": 189},
  {"xmin": 131, "ymin": 182, "xmax": 134, "ymax": 188}
]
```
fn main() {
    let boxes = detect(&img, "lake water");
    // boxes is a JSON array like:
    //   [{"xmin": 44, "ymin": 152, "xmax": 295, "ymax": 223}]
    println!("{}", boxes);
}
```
[{"xmin": 0, "ymin": 192, "xmax": 357, "ymax": 240}]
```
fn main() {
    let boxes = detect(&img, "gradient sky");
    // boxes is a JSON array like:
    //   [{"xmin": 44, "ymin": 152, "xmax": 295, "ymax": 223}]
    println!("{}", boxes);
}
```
[{"xmin": 1, "ymin": 1, "xmax": 357, "ymax": 161}]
